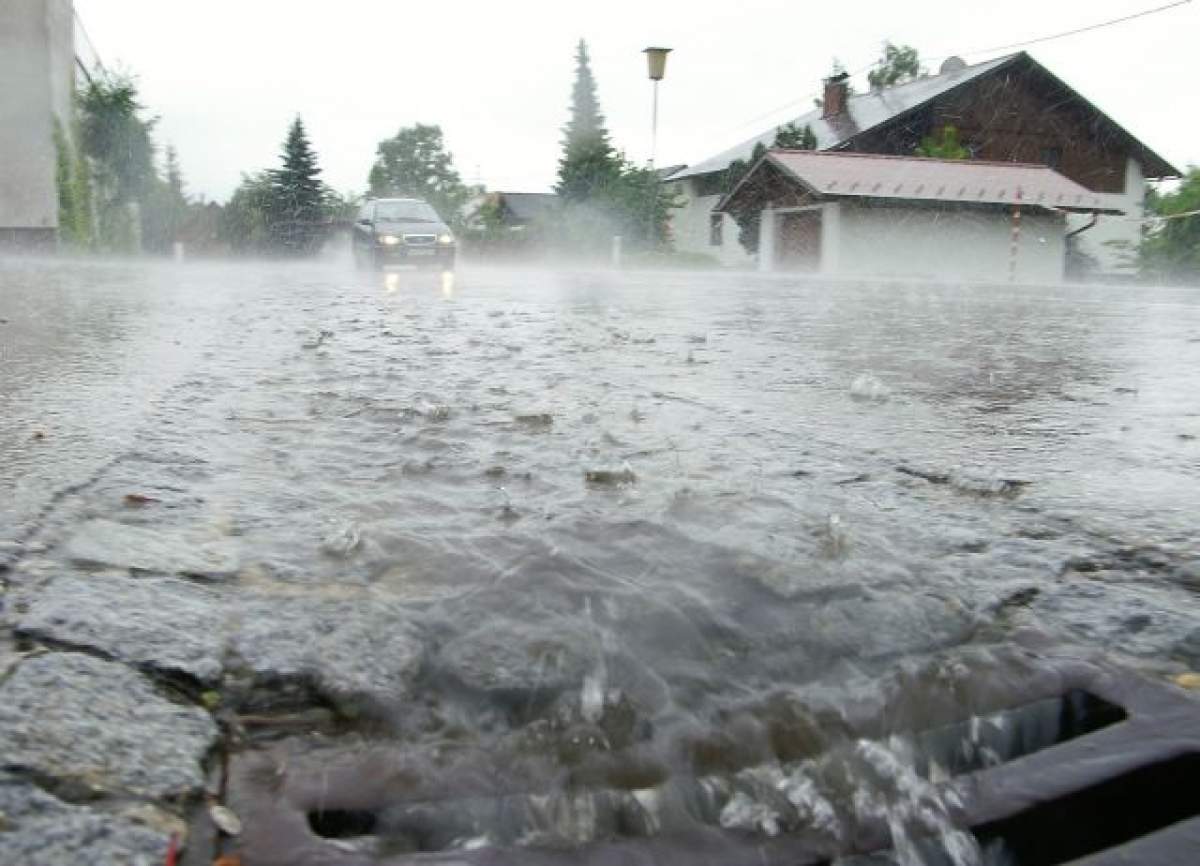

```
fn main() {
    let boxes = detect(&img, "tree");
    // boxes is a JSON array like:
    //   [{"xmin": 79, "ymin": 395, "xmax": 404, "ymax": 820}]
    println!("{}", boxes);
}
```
[
  {"xmin": 52, "ymin": 119, "xmax": 92, "ymax": 248},
  {"xmin": 367, "ymin": 124, "xmax": 469, "ymax": 225},
  {"xmin": 78, "ymin": 75, "xmax": 156, "ymax": 204},
  {"xmin": 867, "ymin": 42, "xmax": 924, "ymax": 91},
  {"xmin": 556, "ymin": 40, "xmax": 622, "ymax": 202},
  {"xmin": 607, "ymin": 159, "xmax": 679, "ymax": 249},
  {"xmin": 218, "ymin": 171, "xmax": 275, "ymax": 253},
  {"xmin": 1140, "ymin": 168, "xmax": 1200, "ymax": 283},
  {"xmin": 165, "ymin": 145, "xmax": 185, "ymax": 202},
  {"xmin": 916, "ymin": 125, "xmax": 970, "ymax": 159},
  {"xmin": 77, "ymin": 74, "xmax": 158, "ymax": 251},
  {"xmin": 543, "ymin": 40, "xmax": 678, "ymax": 254},
  {"xmin": 216, "ymin": 118, "xmax": 336, "ymax": 256},
  {"xmin": 774, "ymin": 122, "xmax": 818, "ymax": 150},
  {"xmin": 141, "ymin": 145, "xmax": 190, "ymax": 254},
  {"xmin": 268, "ymin": 116, "xmax": 328, "ymax": 252}
]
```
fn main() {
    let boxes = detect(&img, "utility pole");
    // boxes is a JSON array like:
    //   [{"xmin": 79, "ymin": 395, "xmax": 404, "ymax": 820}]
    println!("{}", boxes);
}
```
[
  {"xmin": 642, "ymin": 47, "xmax": 672, "ymax": 252},
  {"xmin": 642, "ymin": 47, "xmax": 671, "ymax": 170}
]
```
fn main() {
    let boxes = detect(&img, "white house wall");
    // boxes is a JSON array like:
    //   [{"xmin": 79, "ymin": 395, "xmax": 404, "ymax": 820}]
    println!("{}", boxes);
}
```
[
  {"xmin": 1065, "ymin": 158, "xmax": 1144, "ymax": 277},
  {"xmin": 667, "ymin": 179, "xmax": 754, "ymax": 267},
  {"xmin": 0, "ymin": 0, "xmax": 75, "ymax": 239},
  {"xmin": 831, "ymin": 203, "xmax": 1066, "ymax": 284}
]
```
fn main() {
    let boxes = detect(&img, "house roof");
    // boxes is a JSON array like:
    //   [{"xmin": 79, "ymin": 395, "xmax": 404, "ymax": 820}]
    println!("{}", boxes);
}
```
[
  {"xmin": 717, "ymin": 150, "xmax": 1125, "ymax": 214},
  {"xmin": 669, "ymin": 52, "xmax": 1179, "ymax": 182}
]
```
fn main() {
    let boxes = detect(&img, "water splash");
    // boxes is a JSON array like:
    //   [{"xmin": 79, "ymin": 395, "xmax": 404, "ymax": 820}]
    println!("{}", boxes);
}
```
[{"xmin": 850, "ymin": 373, "xmax": 891, "ymax": 402}]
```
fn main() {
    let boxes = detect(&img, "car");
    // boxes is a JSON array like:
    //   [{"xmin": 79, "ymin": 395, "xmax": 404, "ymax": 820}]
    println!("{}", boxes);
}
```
[{"xmin": 351, "ymin": 197, "xmax": 457, "ymax": 271}]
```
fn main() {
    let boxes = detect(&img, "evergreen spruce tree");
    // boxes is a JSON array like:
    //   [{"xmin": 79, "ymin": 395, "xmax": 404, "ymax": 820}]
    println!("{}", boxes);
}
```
[
  {"xmin": 165, "ymin": 145, "xmax": 186, "ymax": 202},
  {"xmin": 269, "ymin": 116, "xmax": 327, "ymax": 251},
  {"xmin": 556, "ymin": 40, "xmax": 622, "ymax": 201}
]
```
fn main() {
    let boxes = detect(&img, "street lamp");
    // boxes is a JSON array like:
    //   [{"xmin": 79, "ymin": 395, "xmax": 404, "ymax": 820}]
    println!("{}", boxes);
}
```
[{"xmin": 643, "ymin": 47, "xmax": 672, "ymax": 169}]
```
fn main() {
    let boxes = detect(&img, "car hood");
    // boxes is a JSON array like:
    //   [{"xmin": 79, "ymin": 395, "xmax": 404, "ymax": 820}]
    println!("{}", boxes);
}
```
[{"xmin": 375, "ymin": 220, "xmax": 450, "ymax": 236}]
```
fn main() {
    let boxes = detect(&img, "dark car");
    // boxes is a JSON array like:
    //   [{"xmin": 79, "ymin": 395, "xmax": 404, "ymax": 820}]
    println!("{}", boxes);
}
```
[{"xmin": 352, "ymin": 198, "xmax": 457, "ymax": 270}]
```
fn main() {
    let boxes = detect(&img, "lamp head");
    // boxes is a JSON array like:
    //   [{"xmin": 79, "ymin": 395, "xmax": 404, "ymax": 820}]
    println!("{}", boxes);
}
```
[{"xmin": 643, "ymin": 47, "xmax": 672, "ymax": 81}]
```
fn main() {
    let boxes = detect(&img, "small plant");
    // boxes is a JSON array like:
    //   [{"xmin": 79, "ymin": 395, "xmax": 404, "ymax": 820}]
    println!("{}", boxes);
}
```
[{"xmin": 915, "ymin": 125, "xmax": 971, "ymax": 160}]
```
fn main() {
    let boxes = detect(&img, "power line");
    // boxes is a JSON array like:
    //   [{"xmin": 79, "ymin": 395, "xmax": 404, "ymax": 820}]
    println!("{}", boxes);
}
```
[
  {"xmin": 711, "ymin": 0, "xmax": 1192, "ymax": 143},
  {"xmin": 954, "ymin": 0, "xmax": 1192, "ymax": 57}
]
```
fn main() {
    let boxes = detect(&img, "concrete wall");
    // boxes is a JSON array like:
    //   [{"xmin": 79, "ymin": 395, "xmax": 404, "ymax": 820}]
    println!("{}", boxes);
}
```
[
  {"xmin": 835, "ymin": 203, "xmax": 1066, "ymax": 283},
  {"xmin": 1065, "ymin": 158, "xmax": 1144, "ymax": 277},
  {"xmin": 0, "ymin": 0, "xmax": 75, "ymax": 243},
  {"xmin": 761, "ymin": 201, "xmax": 1066, "ymax": 283},
  {"xmin": 667, "ymin": 178, "xmax": 754, "ymax": 267}
]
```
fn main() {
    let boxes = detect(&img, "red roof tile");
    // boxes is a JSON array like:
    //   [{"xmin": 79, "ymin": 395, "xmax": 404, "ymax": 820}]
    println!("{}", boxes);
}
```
[{"xmin": 761, "ymin": 150, "xmax": 1121, "ymax": 213}]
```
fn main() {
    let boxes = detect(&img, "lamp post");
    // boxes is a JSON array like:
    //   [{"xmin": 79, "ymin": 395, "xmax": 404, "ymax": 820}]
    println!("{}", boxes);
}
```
[{"xmin": 643, "ymin": 47, "xmax": 671, "ymax": 170}]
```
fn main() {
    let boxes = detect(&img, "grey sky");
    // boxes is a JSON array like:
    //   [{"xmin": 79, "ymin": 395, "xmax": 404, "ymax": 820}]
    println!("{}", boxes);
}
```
[{"xmin": 73, "ymin": 0, "xmax": 1197, "ymax": 202}]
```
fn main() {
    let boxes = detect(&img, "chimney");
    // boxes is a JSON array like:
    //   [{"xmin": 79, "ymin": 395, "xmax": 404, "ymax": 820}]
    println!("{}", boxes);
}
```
[{"xmin": 822, "ymin": 72, "xmax": 849, "ymax": 119}]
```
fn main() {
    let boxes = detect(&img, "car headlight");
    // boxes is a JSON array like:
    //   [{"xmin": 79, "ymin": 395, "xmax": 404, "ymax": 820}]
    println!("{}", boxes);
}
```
[
  {"xmin": 378, "ymin": 234, "xmax": 401, "ymax": 246},
  {"xmin": 438, "ymin": 233, "xmax": 454, "ymax": 245}
]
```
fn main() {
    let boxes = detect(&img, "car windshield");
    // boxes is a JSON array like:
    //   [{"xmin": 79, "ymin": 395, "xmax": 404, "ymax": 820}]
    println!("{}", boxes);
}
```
[{"xmin": 373, "ymin": 201, "xmax": 438, "ymax": 223}]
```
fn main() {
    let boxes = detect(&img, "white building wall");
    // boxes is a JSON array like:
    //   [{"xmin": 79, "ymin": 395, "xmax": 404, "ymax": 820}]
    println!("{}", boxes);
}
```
[
  {"xmin": 758, "ymin": 207, "xmax": 776, "ymax": 272},
  {"xmin": 830, "ymin": 203, "xmax": 1066, "ymax": 284},
  {"xmin": 46, "ymin": 0, "xmax": 75, "ymax": 130},
  {"xmin": 666, "ymin": 177, "xmax": 755, "ymax": 267},
  {"xmin": 1065, "ymin": 158, "xmax": 1144, "ymax": 277},
  {"xmin": 0, "ymin": 0, "xmax": 75, "ymax": 239},
  {"xmin": 819, "ymin": 201, "xmax": 841, "ymax": 274}
]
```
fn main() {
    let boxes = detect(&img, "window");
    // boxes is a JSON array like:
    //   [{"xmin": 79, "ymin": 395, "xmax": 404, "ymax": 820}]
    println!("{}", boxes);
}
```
[{"xmin": 709, "ymin": 212, "xmax": 723, "ymax": 246}]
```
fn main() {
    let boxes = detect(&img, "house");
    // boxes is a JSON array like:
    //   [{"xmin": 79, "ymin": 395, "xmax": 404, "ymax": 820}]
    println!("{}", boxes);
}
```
[
  {"xmin": 717, "ymin": 150, "xmax": 1120, "ymax": 282},
  {"xmin": 0, "ymin": 0, "xmax": 76, "ymax": 249},
  {"xmin": 463, "ymin": 192, "xmax": 558, "ymax": 231},
  {"xmin": 666, "ymin": 52, "xmax": 1179, "ymax": 276},
  {"xmin": 461, "ymin": 191, "xmax": 559, "ymax": 257}
]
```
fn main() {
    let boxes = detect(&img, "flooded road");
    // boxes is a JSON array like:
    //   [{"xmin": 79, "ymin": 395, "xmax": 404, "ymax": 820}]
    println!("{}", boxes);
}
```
[{"xmin": 2, "ymin": 257, "xmax": 1199, "ymax": 864}]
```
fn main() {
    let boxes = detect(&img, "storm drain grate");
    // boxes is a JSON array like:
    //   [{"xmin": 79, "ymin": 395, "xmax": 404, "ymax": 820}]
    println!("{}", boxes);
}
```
[
  {"xmin": 974, "ymin": 752, "xmax": 1200, "ymax": 865},
  {"xmin": 908, "ymin": 688, "xmax": 1126, "ymax": 778},
  {"xmin": 219, "ymin": 658, "xmax": 1200, "ymax": 866}
]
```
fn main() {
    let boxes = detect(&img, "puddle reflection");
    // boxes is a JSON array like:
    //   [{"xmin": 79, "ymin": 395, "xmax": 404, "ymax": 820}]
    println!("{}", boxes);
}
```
[{"xmin": 377, "ymin": 269, "xmax": 455, "ymax": 297}]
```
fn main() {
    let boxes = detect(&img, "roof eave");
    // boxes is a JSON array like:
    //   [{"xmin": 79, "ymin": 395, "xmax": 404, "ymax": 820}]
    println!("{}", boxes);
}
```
[
  {"xmin": 1014, "ymin": 55, "xmax": 1181, "ymax": 179},
  {"xmin": 714, "ymin": 151, "xmax": 824, "ymax": 213},
  {"xmin": 1053, "ymin": 205, "xmax": 1125, "ymax": 216}
]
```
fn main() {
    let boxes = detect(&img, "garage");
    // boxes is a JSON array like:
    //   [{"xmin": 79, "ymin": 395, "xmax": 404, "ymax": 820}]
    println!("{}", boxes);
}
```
[{"xmin": 718, "ymin": 150, "xmax": 1122, "ymax": 283}]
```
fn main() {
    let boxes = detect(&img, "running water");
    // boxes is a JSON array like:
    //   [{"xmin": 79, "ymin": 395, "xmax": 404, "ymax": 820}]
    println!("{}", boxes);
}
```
[{"xmin": 2, "ymin": 258, "xmax": 1198, "ymax": 861}]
